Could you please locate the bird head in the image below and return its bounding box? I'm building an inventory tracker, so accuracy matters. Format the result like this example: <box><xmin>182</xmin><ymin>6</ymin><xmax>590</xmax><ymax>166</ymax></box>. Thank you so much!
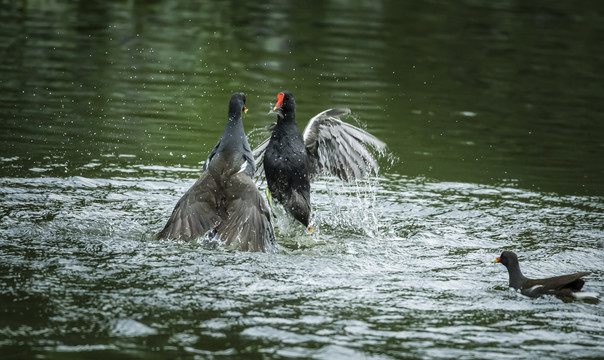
<box><xmin>494</xmin><ymin>251</ymin><xmax>518</xmax><ymax>267</ymax></box>
<box><xmin>269</xmin><ymin>91</ymin><xmax>295</xmax><ymax>119</ymax></box>
<box><xmin>230</xmin><ymin>92</ymin><xmax>248</xmax><ymax>116</ymax></box>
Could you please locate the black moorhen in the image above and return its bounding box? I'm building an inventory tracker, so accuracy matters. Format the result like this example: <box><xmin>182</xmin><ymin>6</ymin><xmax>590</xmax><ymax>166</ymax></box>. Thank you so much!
<box><xmin>253</xmin><ymin>91</ymin><xmax>385</xmax><ymax>228</ymax></box>
<box><xmin>159</xmin><ymin>93</ymin><xmax>276</xmax><ymax>252</ymax></box>
<box><xmin>494</xmin><ymin>251</ymin><xmax>591</xmax><ymax>299</ymax></box>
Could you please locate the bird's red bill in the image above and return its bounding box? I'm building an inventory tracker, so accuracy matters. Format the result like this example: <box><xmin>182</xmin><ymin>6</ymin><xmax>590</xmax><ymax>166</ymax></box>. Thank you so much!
<box><xmin>494</xmin><ymin>257</ymin><xmax>501</xmax><ymax>263</ymax></box>
<box><xmin>243</xmin><ymin>105</ymin><xmax>248</xmax><ymax>114</ymax></box>
<box><xmin>274</xmin><ymin>92</ymin><xmax>285</xmax><ymax>110</ymax></box>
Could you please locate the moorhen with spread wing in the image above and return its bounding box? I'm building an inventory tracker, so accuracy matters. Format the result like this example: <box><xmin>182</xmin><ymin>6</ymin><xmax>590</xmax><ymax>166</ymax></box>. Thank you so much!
<box><xmin>253</xmin><ymin>91</ymin><xmax>385</xmax><ymax>228</ymax></box>
<box><xmin>159</xmin><ymin>93</ymin><xmax>275</xmax><ymax>252</ymax></box>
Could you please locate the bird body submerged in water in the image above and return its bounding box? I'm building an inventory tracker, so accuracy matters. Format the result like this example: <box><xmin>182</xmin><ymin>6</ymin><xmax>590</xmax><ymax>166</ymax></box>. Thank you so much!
<box><xmin>159</xmin><ymin>93</ymin><xmax>275</xmax><ymax>252</ymax></box>
<box><xmin>253</xmin><ymin>91</ymin><xmax>385</xmax><ymax>228</ymax></box>
<box><xmin>494</xmin><ymin>251</ymin><xmax>592</xmax><ymax>299</ymax></box>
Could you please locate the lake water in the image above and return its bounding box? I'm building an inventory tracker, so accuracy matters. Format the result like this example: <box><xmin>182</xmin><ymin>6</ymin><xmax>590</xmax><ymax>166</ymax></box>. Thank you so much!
<box><xmin>1</xmin><ymin>1</ymin><xmax>603</xmax><ymax>359</ymax></box>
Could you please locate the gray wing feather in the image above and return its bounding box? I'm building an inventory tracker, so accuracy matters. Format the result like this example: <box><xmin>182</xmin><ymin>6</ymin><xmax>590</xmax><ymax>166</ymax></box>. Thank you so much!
<box><xmin>251</xmin><ymin>137</ymin><xmax>270</xmax><ymax>180</ymax></box>
<box><xmin>217</xmin><ymin>172</ymin><xmax>276</xmax><ymax>252</ymax></box>
<box><xmin>251</xmin><ymin>123</ymin><xmax>276</xmax><ymax>180</ymax></box>
<box><xmin>303</xmin><ymin>108</ymin><xmax>385</xmax><ymax>181</ymax></box>
<box><xmin>159</xmin><ymin>171</ymin><xmax>220</xmax><ymax>241</ymax></box>
<box><xmin>160</xmin><ymin>170</ymin><xmax>276</xmax><ymax>252</ymax></box>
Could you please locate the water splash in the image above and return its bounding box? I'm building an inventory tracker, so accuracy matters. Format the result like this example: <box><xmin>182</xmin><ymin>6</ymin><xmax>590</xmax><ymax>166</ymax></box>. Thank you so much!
<box><xmin>310</xmin><ymin>176</ymin><xmax>383</xmax><ymax>239</ymax></box>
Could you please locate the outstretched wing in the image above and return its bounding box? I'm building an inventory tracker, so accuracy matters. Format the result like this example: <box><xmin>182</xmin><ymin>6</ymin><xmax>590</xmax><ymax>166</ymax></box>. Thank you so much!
<box><xmin>251</xmin><ymin>123</ymin><xmax>276</xmax><ymax>181</ymax></box>
<box><xmin>159</xmin><ymin>171</ymin><xmax>220</xmax><ymax>241</ymax></box>
<box><xmin>251</xmin><ymin>137</ymin><xmax>270</xmax><ymax>180</ymax></box>
<box><xmin>303</xmin><ymin>108</ymin><xmax>386</xmax><ymax>181</ymax></box>
<box><xmin>217</xmin><ymin>172</ymin><xmax>277</xmax><ymax>252</ymax></box>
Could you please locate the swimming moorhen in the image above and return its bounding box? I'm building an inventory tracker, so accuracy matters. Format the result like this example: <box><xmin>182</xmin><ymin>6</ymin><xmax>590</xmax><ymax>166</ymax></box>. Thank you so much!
<box><xmin>159</xmin><ymin>93</ymin><xmax>276</xmax><ymax>252</ymax></box>
<box><xmin>253</xmin><ymin>91</ymin><xmax>385</xmax><ymax>228</ymax></box>
<box><xmin>494</xmin><ymin>251</ymin><xmax>591</xmax><ymax>299</ymax></box>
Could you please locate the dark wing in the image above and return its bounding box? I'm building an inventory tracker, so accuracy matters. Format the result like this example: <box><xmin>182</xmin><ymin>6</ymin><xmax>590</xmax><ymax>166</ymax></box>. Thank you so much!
<box><xmin>303</xmin><ymin>108</ymin><xmax>386</xmax><ymax>181</ymax></box>
<box><xmin>241</xmin><ymin>148</ymin><xmax>257</xmax><ymax>179</ymax></box>
<box><xmin>216</xmin><ymin>171</ymin><xmax>276</xmax><ymax>252</ymax></box>
<box><xmin>159</xmin><ymin>171</ymin><xmax>220</xmax><ymax>241</ymax></box>
<box><xmin>203</xmin><ymin>140</ymin><xmax>221</xmax><ymax>171</ymax></box>
<box><xmin>523</xmin><ymin>272</ymin><xmax>590</xmax><ymax>297</ymax></box>
<box><xmin>251</xmin><ymin>123</ymin><xmax>276</xmax><ymax>180</ymax></box>
<box><xmin>251</xmin><ymin>137</ymin><xmax>270</xmax><ymax>180</ymax></box>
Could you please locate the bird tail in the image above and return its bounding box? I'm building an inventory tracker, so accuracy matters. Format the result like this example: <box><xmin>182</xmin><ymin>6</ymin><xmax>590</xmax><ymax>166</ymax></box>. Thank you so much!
<box><xmin>572</xmin><ymin>292</ymin><xmax>599</xmax><ymax>302</ymax></box>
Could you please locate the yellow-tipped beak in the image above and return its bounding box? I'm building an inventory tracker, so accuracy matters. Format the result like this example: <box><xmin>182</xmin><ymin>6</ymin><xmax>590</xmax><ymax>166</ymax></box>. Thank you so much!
<box><xmin>273</xmin><ymin>105</ymin><xmax>278</xmax><ymax>111</ymax></box>
<box><xmin>243</xmin><ymin>106</ymin><xmax>248</xmax><ymax>114</ymax></box>
<box><xmin>494</xmin><ymin>257</ymin><xmax>500</xmax><ymax>263</ymax></box>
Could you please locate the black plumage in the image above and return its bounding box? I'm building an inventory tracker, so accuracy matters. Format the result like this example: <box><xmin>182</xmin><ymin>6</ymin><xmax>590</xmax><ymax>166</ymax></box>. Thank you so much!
<box><xmin>253</xmin><ymin>91</ymin><xmax>385</xmax><ymax>228</ymax></box>
<box><xmin>159</xmin><ymin>93</ymin><xmax>276</xmax><ymax>252</ymax></box>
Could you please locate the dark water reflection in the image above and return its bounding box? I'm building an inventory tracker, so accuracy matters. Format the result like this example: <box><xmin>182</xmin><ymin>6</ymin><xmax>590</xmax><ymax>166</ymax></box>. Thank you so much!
<box><xmin>2</xmin><ymin>0</ymin><xmax>603</xmax><ymax>194</ymax></box>
<box><xmin>1</xmin><ymin>1</ymin><xmax>604</xmax><ymax>359</ymax></box>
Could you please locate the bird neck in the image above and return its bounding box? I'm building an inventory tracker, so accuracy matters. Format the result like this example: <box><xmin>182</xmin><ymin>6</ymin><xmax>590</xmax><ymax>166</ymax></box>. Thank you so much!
<box><xmin>506</xmin><ymin>263</ymin><xmax>527</xmax><ymax>289</ymax></box>
<box><xmin>215</xmin><ymin>114</ymin><xmax>250</xmax><ymax>162</ymax></box>
<box><xmin>277</xmin><ymin>109</ymin><xmax>296</xmax><ymax>125</ymax></box>
<box><xmin>223</xmin><ymin>114</ymin><xmax>245</xmax><ymax>140</ymax></box>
